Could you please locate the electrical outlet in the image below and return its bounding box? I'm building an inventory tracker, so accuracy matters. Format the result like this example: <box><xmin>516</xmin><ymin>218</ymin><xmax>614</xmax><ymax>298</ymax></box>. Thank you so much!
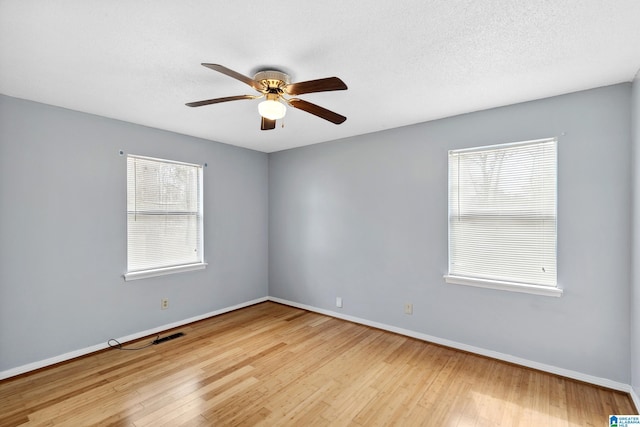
<box><xmin>404</xmin><ymin>303</ymin><xmax>413</xmax><ymax>315</ymax></box>
<box><xmin>161</xmin><ymin>298</ymin><xmax>169</xmax><ymax>310</ymax></box>
<box><xmin>336</xmin><ymin>296</ymin><xmax>343</xmax><ymax>308</ymax></box>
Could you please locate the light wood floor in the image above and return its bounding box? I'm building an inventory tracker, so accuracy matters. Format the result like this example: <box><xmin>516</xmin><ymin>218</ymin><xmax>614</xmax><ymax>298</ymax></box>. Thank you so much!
<box><xmin>1</xmin><ymin>302</ymin><xmax>636</xmax><ymax>426</ymax></box>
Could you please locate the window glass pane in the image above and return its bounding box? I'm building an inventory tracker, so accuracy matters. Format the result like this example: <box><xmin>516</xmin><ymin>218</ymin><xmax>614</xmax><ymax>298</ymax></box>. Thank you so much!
<box><xmin>448</xmin><ymin>139</ymin><xmax>557</xmax><ymax>287</ymax></box>
<box><xmin>127</xmin><ymin>155</ymin><xmax>203</xmax><ymax>274</ymax></box>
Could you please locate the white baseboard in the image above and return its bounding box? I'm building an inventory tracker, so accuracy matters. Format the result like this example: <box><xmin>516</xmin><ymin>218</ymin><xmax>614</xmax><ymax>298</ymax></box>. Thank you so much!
<box><xmin>268</xmin><ymin>296</ymin><xmax>635</xmax><ymax>395</ymax></box>
<box><xmin>631</xmin><ymin>387</ymin><xmax>640</xmax><ymax>413</ymax></box>
<box><xmin>0</xmin><ymin>297</ymin><xmax>268</xmax><ymax>381</ymax></box>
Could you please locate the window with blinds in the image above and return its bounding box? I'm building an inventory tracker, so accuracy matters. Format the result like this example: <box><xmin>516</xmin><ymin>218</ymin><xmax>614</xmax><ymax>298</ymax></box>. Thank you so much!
<box><xmin>446</xmin><ymin>138</ymin><xmax>559</xmax><ymax>295</ymax></box>
<box><xmin>125</xmin><ymin>155</ymin><xmax>205</xmax><ymax>281</ymax></box>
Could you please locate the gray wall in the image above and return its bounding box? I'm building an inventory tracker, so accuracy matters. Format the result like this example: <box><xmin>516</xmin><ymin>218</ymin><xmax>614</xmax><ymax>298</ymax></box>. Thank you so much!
<box><xmin>632</xmin><ymin>71</ymin><xmax>640</xmax><ymax>397</ymax></box>
<box><xmin>0</xmin><ymin>95</ymin><xmax>269</xmax><ymax>372</ymax></box>
<box><xmin>269</xmin><ymin>84</ymin><xmax>632</xmax><ymax>383</ymax></box>
<box><xmin>2</xmin><ymin>83</ymin><xmax>636</xmax><ymax>388</ymax></box>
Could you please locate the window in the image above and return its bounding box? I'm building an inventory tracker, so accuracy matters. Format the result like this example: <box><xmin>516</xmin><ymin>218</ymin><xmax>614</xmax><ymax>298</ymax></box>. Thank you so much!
<box><xmin>125</xmin><ymin>155</ymin><xmax>205</xmax><ymax>281</ymax></box>
<box><xmin>445</xmin><ymin>138</ymin><xmax>560</xmax><ymax>296</ymax></box>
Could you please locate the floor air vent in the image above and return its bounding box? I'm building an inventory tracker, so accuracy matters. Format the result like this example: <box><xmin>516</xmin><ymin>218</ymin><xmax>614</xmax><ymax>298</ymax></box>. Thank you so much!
<box><xmin>153</xmin><ymin>332</ymin><xmax>184</xmax><ymax>345</ymax></box>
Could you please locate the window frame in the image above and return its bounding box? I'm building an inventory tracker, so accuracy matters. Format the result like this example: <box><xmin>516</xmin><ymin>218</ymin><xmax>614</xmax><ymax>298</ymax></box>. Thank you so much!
<box><xmin>443</xmin><ymin>138</ymin><xmax>562</xmax><ymax>297</ymax></box>
<box><xmin>124</xmin><ymin>154</ymin><xmax>206</xmax><ymax>281</ymax></box>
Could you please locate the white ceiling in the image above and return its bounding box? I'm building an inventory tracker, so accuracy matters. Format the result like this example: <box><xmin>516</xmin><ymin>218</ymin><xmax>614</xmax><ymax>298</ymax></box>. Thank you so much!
<box><xmin>1</xmin><ymin>1</ymin><xmax>640</xmax><ymax>153</ymax></box>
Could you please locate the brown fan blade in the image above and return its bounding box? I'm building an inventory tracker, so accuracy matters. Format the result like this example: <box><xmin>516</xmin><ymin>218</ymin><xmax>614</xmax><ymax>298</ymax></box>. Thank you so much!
<box><xmin>284</xmin><ymin>77</ymin><xmax>347</xmax><ymax>95</ymax></box>
<box><xmin>261</xmin><ymin>117</ymin><xmax>276</xmax><ymax>130</ymax></box>
<box><xmin>201</xmin><ymin>64</ymin><xmax>265</xmax><ymax>92</ymax></box>
<box><xmin>186</xmin><ymin>95</ymin><xmax>257</xmax><ymax>107</ymax></box>
<box><xmin>288</xmin><ymin>98</ymin><xmax>347</xmax><ymax>124</ymax></box>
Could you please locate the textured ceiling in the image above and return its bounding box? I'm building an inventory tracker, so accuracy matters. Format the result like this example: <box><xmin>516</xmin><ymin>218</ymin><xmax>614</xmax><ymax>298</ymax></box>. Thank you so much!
<box><xmin>1</xmin><ymin>1</ymin><xmax>640</xmax><ymax>153</ymax></box>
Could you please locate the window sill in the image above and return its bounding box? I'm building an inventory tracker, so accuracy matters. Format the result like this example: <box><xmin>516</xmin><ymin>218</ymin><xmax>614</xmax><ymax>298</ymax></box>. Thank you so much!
<box><xmin>124</xmin><ymin>262</ymin><xmax>207</xmax><ymax>281</ymax></box>
<box><xmin>444</xmin><ymin>274</ymin><xmax>563</xmax><ymax>297</ymax></box>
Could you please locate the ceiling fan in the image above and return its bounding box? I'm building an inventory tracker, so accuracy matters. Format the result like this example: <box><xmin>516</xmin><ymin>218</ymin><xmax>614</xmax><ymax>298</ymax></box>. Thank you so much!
<box><xmin>186</xmin><ymin>64</ymin><xmax>348</xmax><ymax>130</ymax></box>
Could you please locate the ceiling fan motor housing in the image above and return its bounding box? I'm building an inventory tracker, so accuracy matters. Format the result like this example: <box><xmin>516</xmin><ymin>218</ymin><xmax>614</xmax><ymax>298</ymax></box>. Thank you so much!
<box><xmin>254</xmin><ymin>70</ymin><xmax>290</xmax><ymax>91</ymax></box>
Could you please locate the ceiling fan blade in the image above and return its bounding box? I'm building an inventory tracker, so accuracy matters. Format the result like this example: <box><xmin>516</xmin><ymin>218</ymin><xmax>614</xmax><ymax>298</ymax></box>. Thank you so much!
<box><xmin>185</xmin><ymin>95</ymin><xmax>257</xmax><ymax>107</ymax></box>
<box><xmin>284</xmin><ymin>77</ymin><xmax>347</xmax><ymax>95</ymax></box>
<box><xmin>261</xmin><ymin>117</ymin><xmax>276</xmax><ymax>130</ymax></box>
<box><xmin>288</xmin><ymin>98</ymin><xmax>347</xmax><ymax>124</ymax></box>
<box><xmin>201</xmin><ymin>63</ymin><xmax>265</xmax><ymax>92</ymax></box>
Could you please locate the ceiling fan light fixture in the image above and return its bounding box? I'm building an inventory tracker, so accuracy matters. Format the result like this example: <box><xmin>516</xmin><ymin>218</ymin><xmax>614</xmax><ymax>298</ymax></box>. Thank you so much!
<box><xmin>258</xmin><ymin>99</ymin><xmax>286</xmax><ymax>120</ymax></box>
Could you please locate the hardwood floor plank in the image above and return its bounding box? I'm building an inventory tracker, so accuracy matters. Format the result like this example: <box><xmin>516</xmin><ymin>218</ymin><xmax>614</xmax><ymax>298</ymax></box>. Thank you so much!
<box><xmin>0</xmin><ymin>301</ymin><xmax>635</xmax><ymax>426</ymax></box>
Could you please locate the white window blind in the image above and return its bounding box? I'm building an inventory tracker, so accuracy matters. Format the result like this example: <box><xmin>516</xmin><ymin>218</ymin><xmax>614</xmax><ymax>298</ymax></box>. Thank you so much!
<box><xmin>447</xmin><ymin>138</ymin><xmax>557</xmax><ymax>289</ymax></box>
<box><xmin>126</xmin><ymin>155</ymin><xmax>204</xmax><ymax>279</ymax></box>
